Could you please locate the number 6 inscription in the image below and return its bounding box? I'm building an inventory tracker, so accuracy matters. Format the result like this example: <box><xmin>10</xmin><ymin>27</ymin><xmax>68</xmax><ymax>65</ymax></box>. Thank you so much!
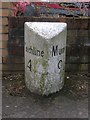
<box><xmin>58</xmin><ymin>60</ymin><xmax>62</xmax><ymax>69</ymax></box>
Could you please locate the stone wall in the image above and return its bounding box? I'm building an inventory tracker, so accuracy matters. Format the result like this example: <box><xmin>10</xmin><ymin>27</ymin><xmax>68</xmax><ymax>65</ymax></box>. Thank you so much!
<box><xmin>2</xmin><ymin>17</ymin><xmax>89</xmax><ymax>73</ymax></box>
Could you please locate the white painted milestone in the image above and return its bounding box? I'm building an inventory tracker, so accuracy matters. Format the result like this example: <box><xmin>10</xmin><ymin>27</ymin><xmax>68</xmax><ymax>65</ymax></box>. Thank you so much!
<box><xmin>25</xmin><ymin>22</ymin><xmax>67</xmax><ymax>95</ymax></box>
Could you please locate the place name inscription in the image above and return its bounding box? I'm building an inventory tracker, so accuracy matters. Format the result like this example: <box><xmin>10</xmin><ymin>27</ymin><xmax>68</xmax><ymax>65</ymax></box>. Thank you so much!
<box><xmin>26</xmin><ymin>45</ymin><xmax>65</xmax><ymax>57</ymax></box>
<box><xmin>26</xmin><ymin>45</ymin><xmax>65</xmax><ymax>72</ymax></box>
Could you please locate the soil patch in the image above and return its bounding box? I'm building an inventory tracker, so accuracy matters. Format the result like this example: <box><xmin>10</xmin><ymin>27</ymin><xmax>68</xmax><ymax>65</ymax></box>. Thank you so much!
<box><xmin>2</xmin><ymin>72</ymin><xmax>88</xmax><ymax>100</ymax></box>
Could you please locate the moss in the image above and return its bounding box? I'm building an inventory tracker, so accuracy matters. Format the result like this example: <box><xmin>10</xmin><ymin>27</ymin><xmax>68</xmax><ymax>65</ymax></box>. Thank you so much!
<box><xmin>40</xmin><ymin>72</ymin><xmax>48</xmax><ymax>93</ymax></box>
<box><xmin>30</xmin><ymin>42</ymin><xmax>50</xmax><ymax>94</ymax></box>
<box><xmin>39</xmin><ymin>43</ymin><xmax>49</xmax><ymax>93</ymax></box>
<box><xmin>42</xmin><ymin>60</ymin><xmax>48</xmax><ymax>70</ymax></box>
<box><xmin>42</xmin><ymin>42</ymin><xmax>49</xmax><ymax>69</ymax></box>
<box><xmin>33</xmin><ymin>59</ymin><xmax>38</xmax><ymax>73</ymax></box>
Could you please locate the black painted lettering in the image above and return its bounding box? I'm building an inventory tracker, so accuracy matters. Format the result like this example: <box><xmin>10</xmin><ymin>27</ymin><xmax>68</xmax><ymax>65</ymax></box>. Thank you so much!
<box><xmin>37</xmin><ymin>50</ymin><xmax>40</xmax><ymax>56</ymax></box>
<box><xmin>41</xmin><ymin>51</ymin><xmax>44</xmax><ymax>57</ymax></box>
<box><xmin>52</xmin><ymin>45</ymin><xmax>58</xmax><ymax>57</ymax></box>
<box><xmin>58</xmin><ymin>60</ymin><xmax>62</xmax><ymax>69</ymax></box>
<box><xmin>26</xmin><ymin>46</ymin><xmax>45</xmax><ymax>57</ymax></box>
<box><xmin>27</xmin><ymin>59</ymin><xmax>32</xmax><ymax>71</ymax></box>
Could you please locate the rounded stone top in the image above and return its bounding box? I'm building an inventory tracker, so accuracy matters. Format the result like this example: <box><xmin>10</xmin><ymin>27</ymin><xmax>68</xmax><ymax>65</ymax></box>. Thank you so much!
<box><xmin>25</xmin><ymin>22</ymin><xmax>67</xmax><ymax>39</ymax></box>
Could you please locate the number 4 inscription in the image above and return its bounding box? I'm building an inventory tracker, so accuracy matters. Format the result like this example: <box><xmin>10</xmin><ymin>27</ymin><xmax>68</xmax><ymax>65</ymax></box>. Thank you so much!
<box><xmin>27</xmin><ymin>59</ymin><xmax>62</xmax><ymax>71</ymax></box>
<box><xmin>27</xmin><ymin>59</ymin><xmax>32</xmax><ymax>71</ymax></box>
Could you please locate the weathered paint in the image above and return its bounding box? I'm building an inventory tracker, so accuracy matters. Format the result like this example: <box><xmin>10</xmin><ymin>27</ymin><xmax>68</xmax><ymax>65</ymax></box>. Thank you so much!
<box><xmin>25</xmin><ymin>22</ymin><xmax>67</xmax><ymax>95</ymax></box>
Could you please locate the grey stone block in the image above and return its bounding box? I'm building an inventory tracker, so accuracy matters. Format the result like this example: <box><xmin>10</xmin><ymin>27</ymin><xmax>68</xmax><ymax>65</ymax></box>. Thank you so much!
<box><xmin>25</xmin><ymin>22</ymin><xmax>67</xmax><ymax>95</ymax></box>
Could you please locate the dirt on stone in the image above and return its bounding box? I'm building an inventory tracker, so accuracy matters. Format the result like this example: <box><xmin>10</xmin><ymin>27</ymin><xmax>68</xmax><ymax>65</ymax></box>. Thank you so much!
<box><xmin>2</xmin><ymin>72</ymin><xmax>88</xmax><ymax>100</ymax></box>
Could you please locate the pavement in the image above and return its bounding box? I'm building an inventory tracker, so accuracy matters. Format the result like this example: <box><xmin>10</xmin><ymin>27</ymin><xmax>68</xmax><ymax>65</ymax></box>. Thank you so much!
<box><xmin>2</xmin><ymin>72</ymin><xmax>89</xmax><ymax>119</ymax></box>
<box><xmin>2</xmin><ymin>93</ymin><xmax>88</xmax><ymax>118</ymax></box>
